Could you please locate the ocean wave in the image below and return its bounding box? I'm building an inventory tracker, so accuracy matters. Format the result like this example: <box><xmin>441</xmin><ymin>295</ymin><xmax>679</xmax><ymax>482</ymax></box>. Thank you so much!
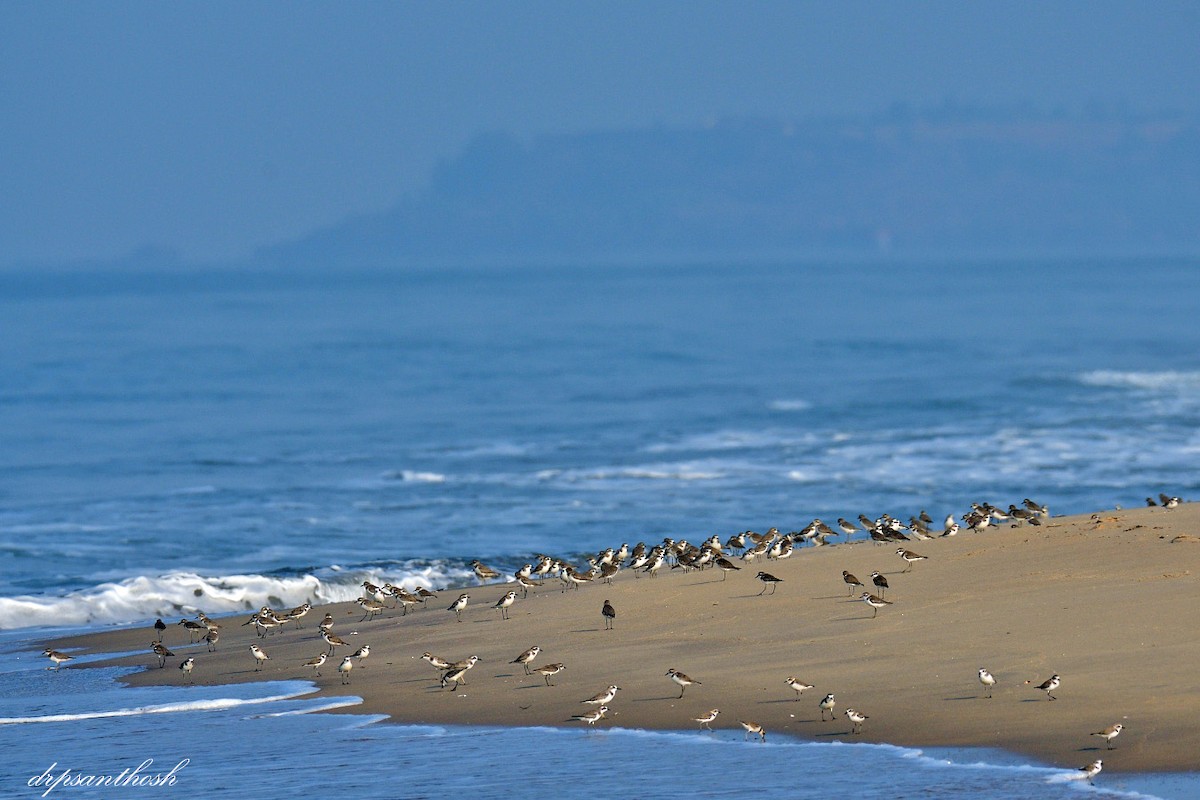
<box><xmin>537</xmin><ymin>464</ymin><xmax>726</xmax><ymax>483</ymax></box>
<box><xmin>382</xmin><ymin>470</ymin><xmax>448</xmax><ymax>483</ymax></box>
<box><xmin>0</xmin><ymin>562</ymin><xmax>477</xmax><ymax>631</ymax></box>
<box><xmin>768</xmin><ymin>399</ymin><xmax>812</xmax><ymax>412</ymax></box>
<box><xmin>1079</xmin><ymin>370</ymin><xmax>1200</xmax><ymax>392</ymax></box>
<box><xmin>0</xmin><ymin>687</ymin><xmax>317</xmax><ymax>725</ymax></box>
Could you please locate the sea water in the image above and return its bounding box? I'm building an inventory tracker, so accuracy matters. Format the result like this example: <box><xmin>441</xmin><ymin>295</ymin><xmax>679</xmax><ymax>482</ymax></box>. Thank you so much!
<box><xmin>1</xmin><ymin>259</ymin><xmax>1198</xmax><ymax>797</ymax></box>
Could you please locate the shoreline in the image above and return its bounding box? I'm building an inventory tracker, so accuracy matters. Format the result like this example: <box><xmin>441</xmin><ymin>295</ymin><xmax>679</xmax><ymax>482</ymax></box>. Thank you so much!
<box><xmin>47</xmin><ymin>503</ymin><xmax>1200</xmax><ymax>773</ymax></box>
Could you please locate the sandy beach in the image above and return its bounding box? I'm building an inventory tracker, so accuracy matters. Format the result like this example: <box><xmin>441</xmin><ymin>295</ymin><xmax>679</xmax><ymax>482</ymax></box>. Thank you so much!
<box><xmin>52</xmin><ymin>503</ymin><xmax>1199</xmax><ymax>773</ymax></box>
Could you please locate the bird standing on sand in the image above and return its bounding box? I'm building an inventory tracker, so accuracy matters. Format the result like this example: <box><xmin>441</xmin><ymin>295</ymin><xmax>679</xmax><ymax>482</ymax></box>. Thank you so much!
<box><xmin>511</xmin><ymin>646</ymin><xmax>540</xmax><ymax>675</ymax></box>
<box><xmin>693</xmin><ymin>709</ymin><xmax>720</xmax><ymax>731</ymax></box>
<box><xmin>845</xmin><ymin>708</ymin><xmax>868</xmax><ymax>734</ymax></box>
<box><xmin>582</xmin><ymin>685</ymin><xmax>620</xmax><ymax>705</ymax></box>
<box><xmin>179</xmin><ymin>657</ymin><xmax>194</xmax><ymax>683</ymax></box>
<box><xmin>153</xmin><ymin>618</ymin><xmax>167</xmax><ymax>641</ymax></box>
<box><xmin>151</xmin><ymin>642</ymin><xmax>174</xmax><ymax>668</ymax></box>
<box><xmin>860</xmin><ymin>591</ymin><xmax>893</xmax><ymax>618</ymax></box>
<box><xmin>471</xmin><ymin>560</ymin><xmax>501</xmax><ymax>583</ymax></box>
<box><xmin>493</xmin><ymin>590</ymin><xmax>517</xmax><ymax>620</ymax></box>
<box><xmin>602</xmin><ymin>599</ymin><xmax>616</xmax><ymax>630</ymax></box>
<box><xmin>1026</xmin><ymin>673</ymin><xmax>1060</xmax><ymax>700</ymax></box>
<box><xmin>870</xmin><ymin>571</ymin><xmax>889</xmax><ymax>596</ymax></box>
<box><xmin>896</xmin><ymin>548</ymin><xmax>928</xmax><ymax>571</ymax></box>
<box><xmin>304</xmin><ymin>653</ymin><xmax>327</xmax><ymax>676</ymax></box>
<box><xmin>819</xmin><ymin>693</ymin><xmax>836</xmax><ymax>721</ymax></box>
<box><xmin>666</xmin><ymin>668</ymin><xmax>699</xmax><ymax>698</ymax></box>
<box><xmin>842</xmin><ymin>570</ymin><xmax>864</xmax><ymax>595</ymax></box>
<box><xmin>532</xmin><ymin>663</ymin><xmax>565</xmax><ymax>686</ymax></box>
<box><xmin>785</xmin><ymin>676</ymin><xmax>814</xmax><ymax>699</ymax></box>
<box><xmin>250</xmin><ymin>644</ymin><xmax>270</xmax><ymax>671</ymax></box>
<box><xmin>1091</xmin><ymin>724</ymin><xmax>1123</xmax><ymax>749</ymax></box>
<box><xmin>714</xmin><ymin>556</ymin><xmax>741</xmax><ymax>580</ymax></box>
<box><xmin>447</xmin><ymin>593</ymin><xmax>469</xmax><ymax>622</ymax></box>
<box><xmin>338</xmin><ymin>656</ymin><xmax>354</xmax><ymax>684</ymax></box>
<box><xmin>978</xmin><ymin>668</ymin><xmax>997</xmax><ymax>698</ymax></box>
<box><xmin>755</xmin><ymin>571</ymin><xmax>783</xmax><ymax>595</ymax></box>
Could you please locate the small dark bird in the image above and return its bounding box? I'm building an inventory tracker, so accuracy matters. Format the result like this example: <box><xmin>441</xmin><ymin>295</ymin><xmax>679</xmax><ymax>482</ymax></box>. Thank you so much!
<box><xmin>153</xmin><ymin>618</ymin><xmax>167</xmax><ymax>641</ymax></box>
<box><xmin>602</xmin><ymin>599</ymin><xmax>616</xmax><ymax>630</ymax></box>
<box><xmin>755</xmin><ymin>571</ymin><xmax>783</xmax><ymax>595</ymax></box>
<box><xmin>870</xmin><ymin>571</ymin><xmax>889</xmax><ymax>596</ymax></box>
<box><xmin>1146</xmin><ymin>497</ymin><xmax>1157</xmax><ymax>506</ymax></box>
<box><xmin>842</xmin><ymin>570</ymin><xmax>864</xmax><ymax>595</ymax></box>
<box><xmin>714</xmin><ymin>556</ymin><xmax>742</xmax><ymax>580</ymax></box>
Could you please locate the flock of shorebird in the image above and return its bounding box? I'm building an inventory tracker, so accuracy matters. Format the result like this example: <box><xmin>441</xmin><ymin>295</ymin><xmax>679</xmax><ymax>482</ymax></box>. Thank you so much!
<box><xmin>41</xmin><ymin>493</ymin><xmax>1183</xmax><ymax>784</ymax></box>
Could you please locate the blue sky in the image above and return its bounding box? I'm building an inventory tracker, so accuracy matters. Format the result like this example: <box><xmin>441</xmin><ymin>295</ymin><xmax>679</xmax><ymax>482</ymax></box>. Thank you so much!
<box><xmin>2</xmin><ymin>2</ymin><xmax>1198</xmax><ymax>267</ymax></box>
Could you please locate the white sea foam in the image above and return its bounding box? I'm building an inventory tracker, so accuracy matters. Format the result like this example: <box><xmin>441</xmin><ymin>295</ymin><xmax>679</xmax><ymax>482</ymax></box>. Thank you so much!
<box><xmin>768</xmin><ymin>399</ymin><xmax>812</xmax><ymax>411</ymax></box>
<box><xmin>0</xmin><ymin>562</ymin><xmax>476</xmax><ymax>630</ymax></box>
<box><xmin>0</xmin><ymin>688</ymin><xmax>316</xmax><ymax>725</ymax></box>
<box><xmin>382</xmin><ymin>470</ymin><xmax>448</xmax><ymax>483</ymax></box>
<box><xmin>1079</xmin><ymin>370</ymin><xmax>1200</xmax><ymax>392</ymax></box>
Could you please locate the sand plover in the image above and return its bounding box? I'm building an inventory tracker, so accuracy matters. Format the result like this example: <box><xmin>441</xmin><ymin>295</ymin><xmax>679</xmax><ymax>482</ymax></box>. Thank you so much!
<box><xmin>1026</xmin><ymin>673</ymin><xmax>1060</xmax><ymax>700</ymax></box>
<box><xmin>422</xmin><ymin>652</ymin><xmax>453</xmax><ymax>671</ymax></box>
<box><xmin>42</xmin><ymin>648</ymin><xmax>74</xmax><ymax>671</ymax></box>
<box><xmin>179</xmin><ymin>657</ymin><xmax>195</xmax><ymax>683</ymax></box>
<box><xmin>896</xmin><ymin>548</ymin><xmax>928</xmax><ymax>571</ymax></box>
<box><xmin>666</xmin><ymin>668</ymin><xmax>699</xmax><ymax>698</ymax></box>
<box><xmin>350</xmin><ymin>644</ymin><xmax>371</xmax><ymax>668</ymax></box>
<box><xmin>151</xmin><ymin>642</ymin><xmax>174</xmax><ymax>668</ymax></box>
<box><xmin>511</xmin><ymin>646</ymin><xmax>541</xmax><ymax>675</ymax></box>
<box><xmin>739</xmin><ymin>720</ymin><xmax>766</xmax><ymax>742</ymax></box>
<box><xmin>447</xmin><ymin>593</ymin><xmax>470</xmax><ymax>622</ymax></box>
<box><xmin>250</xmin><ymin>644</ymin><xmax>270</xmax><ymax>671</ymax></box>
<box><xmin>304</xmin><ymin>653</ymin><xmax>327</xmax><ymax>676</ymax></box>
<box><xmin>1091</xmin><ymin>723</ymin><xmax>1123</xmax><ymax>749</ymax></box>
<box><xmin>714</xmin><ymin>556</ymin><xmax>741</xmax><ymax>580</ymax></box>
<box><xmin>819</xmin><ymin>693</ymin><xmax>836</xmax><ymax>721</ymax></box>
<box><xmin>285</xmin><ymin>602</ymin><xmax>312</xmax><ymax>627</ymax></box>
<box><xmin>494</xmin><ymin>590</ymin><xmax>517</xmax><ymax>620</ymax></box>
<box><xmin>471</xmin><ymin>560</ymin><xmax>501</xmax><ymax>583</ymax></box>
<box><xmin>860</xmin><ymin>591</ymin><xmax>893</xmax><ymax>618</ymax></box>
<box><xmin>153</xmin><ymin>618</ymin><xmax>167</xmax><ymax>641</ymax></box>
<box><xmin>845</xmin><ymin>708</ymin><xmax>868</xmax><ymax>734</ymax></box>
<box><xmin>441</xmin><ymin>665</ymin><xmax>470</xmax><ymax>691</ymax></box>
<box><xmin>322</xmin><ymin>629</ymin><xmax>351</xmax><ymax>655</ymax></box>
<box><xmin>177</xmin><ymin>618</ymin><xmax>208</xmax><ymax>643</ymax></box>
<box><xmin>338</xmin><ymin>656</ymin><xmax>354</xmax><ymax>684</ymax></box>
<box><xmin>204</xmin><ymin>629</ymin><xmax>220</xmax><ymax>652</ymax></box>
<box><xmin>532</xmin><ymin>663</ymin><xmax>565</xmax><ymax>686</ymax></box>
<box><xmin>443</xmin><ymin>655</ymin><xmax>480</xmax><ymax>685</ymax></box>
<box><xmin>1078</xmin><ymin>759</ymin><xmax>1103</xmax><ymax>783</ymax></box>
<box><xmin>785</xmin><ymin>676</ymin><xmax>814</xmax><ymax>699</ymax></box>
<box><xmin>870</xmin><ymin>571</ymin><xmax>889</xmax><ymax>596</ymax></box>
<box><xmin>582</xmin><ymin>685</ymin><xmax>620</xmax><ymax>705</ymax></box>
<box><xmin>978</xmin><ymin>668</ymin><xmax>997</xmax><ymax>698</ymax></box>
<box><xmin>755</xmin><ymin>572</ymin><xmax>783</xmax><ymax>595</ymax></box>
<box><xmin>573</xmin><ymin>705</ymin><xmax>608</xmax><ymax>727</ymax></box>
<box><xmin>693</xmin><ymin>708</ymin><xmax>720</xmax><ymax>731</ymax></box>
<box><xmin>842</xmin><ymin>570</ymin><xmax>864</xmax><ymax>595</ymax></box>
<box><xmin>602</xmin><ymin>599</ymin><xmax>616</xmax><ymax>630</ymax></box>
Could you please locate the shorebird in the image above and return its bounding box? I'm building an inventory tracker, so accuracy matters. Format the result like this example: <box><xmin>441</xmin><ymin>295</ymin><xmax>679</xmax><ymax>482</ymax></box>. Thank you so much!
<box><xmin>338</xmin><ymin>656</ymin><xmax>354</xmax><ymax>684</ymax></box>
<box><xmin>42</xmin><ymin>648</ymin><xmax>74</xmax><ymax>671</ymax></box>
<box><xmin>602</xmin><ymin>599</ymin><xmax>616</xmax><ymax>630</ymax></box>
<box><xmin>177</xmin><ymin>618</ymin><xmax>208</xmax><ymax>643</ymax></box>
<box><xmin>357</xmin><ymin>596</ymin><xmax>386</xmax><ymax>622</ymax></box>
<box><xmin>153</xmin><ymin>618</ymin><xmax>167</xmax><ymax>641</ymax></box>
<box><xmin>422</xmin><ymin>652</ymin><xmax>453</xmax><ymax>671</ymax></box>
<box><xmin>842</xmin><ymin>570</ymin><xmax>864</xmax><ymax>595</ymax></box>
<box><xmin>322</xmin><ymin>629</ymin><xmax>351</xmax><ymax>655</ymax></box>
<box><xmin>837</xmin><ymin>518</ymin><xmax>860</xmax><ymax>538</ymax></box>
<box><xmin>693</xmin><ymin>709</ymin><xmax>720</xmax><ymax>731</ymax></box>
<box><xmin>447</xmin><ymin>593</ymin><xmax>469</xmax><ymax>622</ymax></box>
<box><xmin>896</xmin><ymin>548</ymin><xmax>928</xmax><ymax>571</ymax></box>
<box><xmin>582</xmin><ymin>685</ymin><xmax>620</xmax><ymax>705</ymax></box>
<box><xmin>860</xmin><ymin>591</ymin><xmax>893</xmax><ymax>618</ymax></box>
<box><xmin>285</xmin><ymin>602</ymin><xmax>311</xmax><ymax>627</ymax></box>
<box><xmin>572</xmin><ymin>705</ymin><xmax>608</xmax><ymax>727</ymax></box>
<box><xmin>978</xmin><ymin>668</ymin><xmax>997</xmax><ymax>698</ymax></box>
<box><xmin>471</xmin><ymin>560</ymin><xmax>501</xmax><ymax>583</ymax></box>
<box><xmin>179</xmin><ymin>657</ymin><xmax>195</xmax><ymax>683</ymax></box>
<box><xmin>442</xmin><ymin>665</ymin><xmax>470</xmax><ymax>691</ymax></box>
<box><xmin>250</xmin><ymin>644</ymin><xmax>270</xmax><ymax>671</ymax></box>
<box><xmin>442</xmin><ymin>655</ymin><xmax>480</xmax><ymax>685</ymax></box>
<box><xmin>493</xmin><ymin>590</ymin><xmax>517</xmax><ymax>620</ymax></box>
<box><xmin>785</xmin><ymin>676</ymin><xmax>814</xmax><ymax>699</ymax></box>
<box><xmin>318</xmin><ymin>613</ymin><xmax>335</xmax><ymax>632</ymax></box>
<box><xmin>755</xmin><ymin>571</ymin><xmax>783</xmax><ymax>595</ymax></box>
<box><xmin>1026</xmin><ymin>673</ymin><xmax>1060</xmax><ymax>701</ymax></box>
<box><xmin>303</xmin><ymin>653</ymin><xmax>327</xmax><ymax>676</ymax></box>
<box><xmin>870</xmin><ymin>571</ymin><xmax>889</xmax><ymax>596</ymax></box>
<box><xmin>151</xmin><ymin>642</ymin><xmax>174</xmax><ymax>668</ymax></box>
<box><xmin>511</xmin><ymin>646</ymin><xmax>540</xmax><ymax>675</ymax></box>
<box><xmin>714</xmin><ymin>556</ymin><xmax>741</xmax><ymax>580</ymax></box>
<box><xmin>819</xmin><ymin>693</ymin><xmax>837</xmax><ymax>721</ymax></box>
<box><xmin>532</xmin><ymin>663</ymin><xmax>565</xmax><ymax>686</ymax></box>
<box><xmin>515</xmin><ymin>574</ymin><xmax>541</xmax><ymax>598</ymax></box>
<box><xmin>845</xmin><ymin>708</ymin><xmax>868</xmax><ymax>734</ymax></box>
<box><xmin>1091</xmin><ymin>723</ymin><xmax>1123</xmax><ymax>749</ymax></box>
<box><xmin>666</xmin><ymin>668</ymin><xmax>700</xmax><ymax>698</ymax></box>
<box><xmin>350</xmin><ymin>644</ymin><xmax>371</xmax><ymax>668</ymax></box>
<box><xmin>739</xmin><ymin>720</ymin><xmax>766</xmax><ymax>742</ymax></box>
<box><xmin>204</xmin><ymin>629</ymin><xmax>220</xmax><ymax>652</ymax></box>
<box><xmin>1079</xmin><ymin>759</ymin><xmax>1103</xmax><ymax>783</ymax></box>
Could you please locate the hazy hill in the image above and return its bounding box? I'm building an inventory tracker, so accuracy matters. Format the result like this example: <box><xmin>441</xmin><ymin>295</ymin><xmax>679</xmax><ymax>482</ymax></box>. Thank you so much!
<box><xmin>264</xmin><ymin>109</ymin><xmax>1200</xmax><ymax>266</ymax></box>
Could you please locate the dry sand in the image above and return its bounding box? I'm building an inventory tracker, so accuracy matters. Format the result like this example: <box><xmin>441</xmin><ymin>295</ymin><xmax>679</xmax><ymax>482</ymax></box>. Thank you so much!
<box><xmin>52</xmin><ymin>503</ymin><xmax>1200</xmax><ymax>772</ymax></box>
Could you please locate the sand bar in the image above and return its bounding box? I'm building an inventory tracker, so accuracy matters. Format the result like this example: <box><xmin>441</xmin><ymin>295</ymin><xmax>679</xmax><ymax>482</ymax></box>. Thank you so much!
<box><xmin>50</xmin><ymin>503</ymin><xmax>1200</xmax><ymax>772</ymax></box>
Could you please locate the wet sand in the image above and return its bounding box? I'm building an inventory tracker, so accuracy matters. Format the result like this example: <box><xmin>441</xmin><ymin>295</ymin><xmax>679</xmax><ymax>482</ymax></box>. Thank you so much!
<box><xmin>51</xmin><ymin>503</ymin><xmax>1200</xmax><ymax>772</ymax></box>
